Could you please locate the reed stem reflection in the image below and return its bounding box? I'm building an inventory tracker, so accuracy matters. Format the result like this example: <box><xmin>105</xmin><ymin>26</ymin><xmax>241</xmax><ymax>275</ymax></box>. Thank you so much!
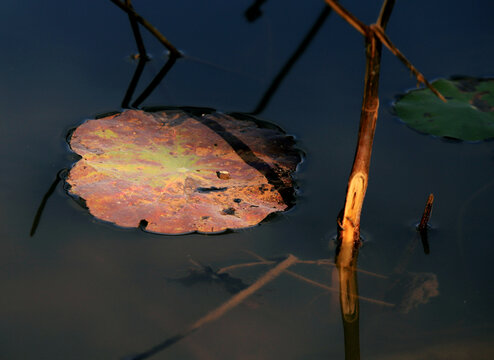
<box><xmin>335</xmin><ymin>213</ymin><xmax>361</xmax><ymax>360</ymax></box>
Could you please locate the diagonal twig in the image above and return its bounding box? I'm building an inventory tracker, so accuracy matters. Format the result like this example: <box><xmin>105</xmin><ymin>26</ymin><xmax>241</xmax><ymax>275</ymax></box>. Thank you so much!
<box><xmin>323</xmin><ymin>0</ymin><xmax>445</xmax><ymax>101</ymax></box>
<box><xmin>370</xmin><ymin>24</ymin><xmax>446</xmax><ymax>102</ymax></box>
<box><xmin>110</xmin><ymin>0</ymin><xmax>181</xmax><ymax>57</ymax></box>
<box><xmin>323</xmin><ymin>0</ymin><xmax>367</xmax><ymax>35</ymax></box>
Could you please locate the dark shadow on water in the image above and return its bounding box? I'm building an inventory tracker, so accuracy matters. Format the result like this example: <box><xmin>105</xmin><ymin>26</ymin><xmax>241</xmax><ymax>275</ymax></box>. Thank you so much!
<box><xmin>119</xmin><ymin>0</ymin><xmax>181</xmax><ymax>109</ymax></box>
<box><xmin>121</xmin><ymin>0</ymin><xmax>150</xmax><ymax>108</ymax></box>
<box><xmin>30</xmin><ymin>169</ymin><xmax>67</xmax><ymax>237</ymax></box>
<box><xmin>250</xmin><ymin>5</ymin><xmax>332</xmax><ymax>115</ymax></box>
<box><xmin>131</xmin><ymin>55</ymin><xmax>178</xmax><ymax>108</ymax></box>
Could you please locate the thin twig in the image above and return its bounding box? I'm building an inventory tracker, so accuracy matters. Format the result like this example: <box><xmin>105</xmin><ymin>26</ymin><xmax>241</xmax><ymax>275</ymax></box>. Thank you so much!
<box><xmin>110</xmin><ymin>0</ymin><xmax>181</xmax><ymax>57</ymax></box>
<box><xmin>377</xmin><ymin>0</ymin><xmax>396</xmax><ymax>28</ymax></box>
<box><xmin>323</xmin><ymin>0</ymin><xmax>445</xmax><ymax>102</ymax></box>
<box><xmin>125</xmin><ymin>0</ymin><xmax>147</xmax><ymax>55</ymax></box>
<box><xmin>323</xmin><ymin>0</ymin><xmax>367</xmax><ymax>35</ymax></box>
<box><xmin>217</xmin><ymin>260</ymin><xmax>275</xmax><ymax>274</ymax></box>
<box><xmin>370</xmin><ymin>24</ymin><xmax>446</xmax><ymax>102</ymax></box>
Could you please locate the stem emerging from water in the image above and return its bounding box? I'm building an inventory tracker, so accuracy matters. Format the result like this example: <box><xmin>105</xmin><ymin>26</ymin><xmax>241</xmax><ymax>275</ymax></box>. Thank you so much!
<box><xmin>336</xmin><ymin>2</ymin><xmax>396</xmax><ymax>359</ymax></box>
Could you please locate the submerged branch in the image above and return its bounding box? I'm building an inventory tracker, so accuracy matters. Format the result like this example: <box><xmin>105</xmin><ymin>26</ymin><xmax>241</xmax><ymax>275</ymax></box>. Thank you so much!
<box><xmin>126</xmin><ymin>255</ymin><xmax>297</xmax><ymax>360</ymax></box>
<box><xmin>219</xmin><ymin>255</ymin><xmax>388</xmax><ymax>279</ymax></box>
<box><xmin>243</xmin><ymin>251</ymin><xmax>393</xmax><ymax>306</ymax></box>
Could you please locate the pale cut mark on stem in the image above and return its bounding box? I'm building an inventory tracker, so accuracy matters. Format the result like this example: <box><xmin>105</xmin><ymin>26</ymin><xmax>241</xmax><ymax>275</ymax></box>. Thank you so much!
<box><xmin>339</xmin><ymin>173</ymin><xmax>366</xmax><ymax>263</ymax></box>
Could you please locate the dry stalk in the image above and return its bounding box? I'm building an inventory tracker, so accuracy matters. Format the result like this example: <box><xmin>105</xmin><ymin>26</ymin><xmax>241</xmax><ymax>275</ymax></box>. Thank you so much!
<box><xmin>324</xmin><ymin>0</ymin><xmax>445</xmax><ymax>101</ymax></box>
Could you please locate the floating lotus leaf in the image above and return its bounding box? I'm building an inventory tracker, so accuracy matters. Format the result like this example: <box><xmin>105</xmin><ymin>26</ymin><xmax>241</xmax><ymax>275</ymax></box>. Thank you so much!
<box><xmin>394</xmin><ymin>77</ymin><xmax>494</xmax><ymax>141</ymax></box>
<box><xmin>66</xmin><ymin>109</ymin><xmax>301</xmax><ymax>234</ymax></box>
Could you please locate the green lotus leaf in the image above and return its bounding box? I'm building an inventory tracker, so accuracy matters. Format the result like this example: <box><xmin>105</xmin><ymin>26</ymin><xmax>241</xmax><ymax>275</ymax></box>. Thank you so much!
<box><xmin>394</xmin><ymin>77</ymin><xmax>494</xmax><ymax>141</ymax></box>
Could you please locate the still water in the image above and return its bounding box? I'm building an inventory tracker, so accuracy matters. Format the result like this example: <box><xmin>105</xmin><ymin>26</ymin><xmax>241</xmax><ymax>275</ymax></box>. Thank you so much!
<box><xmin>1</xmin><ymin>1</ymin><xmax>494</xmax><ymax>359</ymax></box>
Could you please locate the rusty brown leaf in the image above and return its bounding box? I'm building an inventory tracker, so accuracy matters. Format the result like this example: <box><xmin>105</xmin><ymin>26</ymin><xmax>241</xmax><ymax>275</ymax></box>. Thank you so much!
<box><xmin>66</xmin><ymin>109</ymin><xmax>301</xmax><ymax>234</ymax></box>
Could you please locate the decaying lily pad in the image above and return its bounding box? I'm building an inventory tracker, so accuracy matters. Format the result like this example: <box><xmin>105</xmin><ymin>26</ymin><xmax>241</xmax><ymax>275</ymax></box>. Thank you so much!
<box><xmin>394</xmin><ymin>77</ymin><xmax>494</xmax><ymax>141</ymax></box>
<box><xmin>66</xmin><ymin>109</ymin><xmax>301</xmax><ymax>234</ymax></box>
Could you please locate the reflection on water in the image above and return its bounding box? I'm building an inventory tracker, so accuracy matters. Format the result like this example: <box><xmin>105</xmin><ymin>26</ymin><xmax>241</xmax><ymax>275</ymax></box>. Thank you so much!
<box><xmin>335</xmin><ymin>256</ymin><xmax>361</xmax><ymax>360</ymax></box>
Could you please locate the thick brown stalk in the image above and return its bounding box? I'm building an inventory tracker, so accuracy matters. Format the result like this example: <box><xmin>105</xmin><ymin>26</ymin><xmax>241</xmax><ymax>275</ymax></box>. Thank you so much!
<box><xmin>337</xmin><ymin>34</ymin><xmax>382</xmax><ymax>266</ymax></box>
<box><xmin>336</xmin><ymin>2</ymin><xmax>396</xmax><ymax>358</ymax></box>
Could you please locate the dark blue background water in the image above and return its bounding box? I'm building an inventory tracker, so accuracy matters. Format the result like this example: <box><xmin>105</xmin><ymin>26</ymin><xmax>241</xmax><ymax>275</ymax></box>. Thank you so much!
<box><xmin>1</xmin><ymin>1</ymin><xmax>494</xmax><ymax>359</ymax></box>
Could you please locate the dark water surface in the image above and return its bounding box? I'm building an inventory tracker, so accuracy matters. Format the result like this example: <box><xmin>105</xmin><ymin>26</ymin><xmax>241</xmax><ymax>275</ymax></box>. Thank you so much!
<box><xmin>1</xmin><ymin>1</ymin><xmax>494</xmax><ymax>359</ymax></box>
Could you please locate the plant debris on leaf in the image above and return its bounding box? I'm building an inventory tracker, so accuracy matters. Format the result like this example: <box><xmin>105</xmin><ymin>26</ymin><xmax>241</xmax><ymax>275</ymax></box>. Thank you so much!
<box><xmin>66</xmin><ymin>109</ymin><xmax>301</xmax><ymax>234</ymax></box>
<box><xmin>394</xmin><ymin>77</ymin><xmax>494</xmax><ymax>141</ymax></box>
